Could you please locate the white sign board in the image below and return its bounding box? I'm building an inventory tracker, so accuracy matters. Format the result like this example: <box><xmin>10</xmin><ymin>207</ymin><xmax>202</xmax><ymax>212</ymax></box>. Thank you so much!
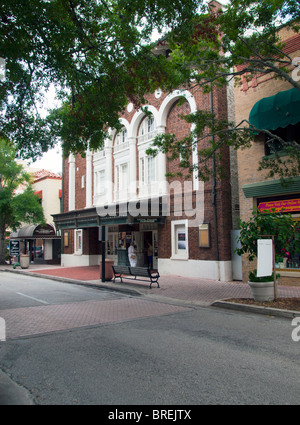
<box><xmin>257</xmin><ymin>239</ymin><xmax>273</xmax><ymax>277</ymax></box>
<box><xmin>0</xmin><ymin>317</ymin><xmax>6</xmax><ymax>342</ymax></box>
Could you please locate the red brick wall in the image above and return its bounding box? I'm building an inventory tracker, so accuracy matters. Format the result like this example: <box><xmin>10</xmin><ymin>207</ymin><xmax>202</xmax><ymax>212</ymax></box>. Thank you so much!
<box><xmin>62</xmin><ymin>84</ymin><xmax>233</xmax><ymax>263</ymax></box>
<box><xmin>75</xmin><ymin>154</ymin><xmax>86</xmax><ymax>211</ymax></box>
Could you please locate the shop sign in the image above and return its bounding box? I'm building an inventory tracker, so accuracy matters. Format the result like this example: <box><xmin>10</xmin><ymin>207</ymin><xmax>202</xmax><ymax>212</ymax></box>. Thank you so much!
<box><xmin>134</xmin><ymin>218</ymin><xmax>163</xmax><ymax>223</ymax></box>
<box><xmin>258</xmin><ymin>199</ymin><xmax>300</xmax><ymax>213</ymax></box>
<box><xmin>33</xmin><ymin>224</ymin><xmax>55</xmax><ymax>235</ymax></box>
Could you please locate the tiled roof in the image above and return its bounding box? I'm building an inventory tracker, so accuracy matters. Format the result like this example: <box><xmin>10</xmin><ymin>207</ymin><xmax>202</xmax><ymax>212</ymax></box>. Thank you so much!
<box><xmin>33</xmin><ymin>169</ymin><xmax>62</xmax><ymax>182</ymax></box>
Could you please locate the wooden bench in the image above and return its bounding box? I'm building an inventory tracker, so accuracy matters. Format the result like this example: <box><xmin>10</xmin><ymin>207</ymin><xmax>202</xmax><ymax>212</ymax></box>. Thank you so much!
<box><xmin>112</xmin><ymin>265</ymin><xmax>160</xmax><ymax>288</ymax></box>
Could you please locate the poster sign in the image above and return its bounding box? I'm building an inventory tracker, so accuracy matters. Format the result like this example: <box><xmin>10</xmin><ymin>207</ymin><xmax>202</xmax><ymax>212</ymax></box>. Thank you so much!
<box><xmin>177</xmin><ymin>231</ymin><xmax>186</xmax><ymax>250</ymax></box>
<box><xmin>9</xmin><ymin>240</ymin><xmax>20</xmax><ymax>257</ymax></box>
<box><xmin>257</xmin><ymin>239</ymin><xmax>273</xmax><ymax>277</ymax></box>
<box><xmin>258</xmin><ymin>199</ymin><xmax>300</xmax><ymax>213</ymax></box>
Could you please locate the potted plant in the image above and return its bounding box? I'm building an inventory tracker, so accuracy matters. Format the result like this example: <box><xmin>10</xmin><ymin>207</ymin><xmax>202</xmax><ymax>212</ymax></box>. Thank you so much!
<box><xmin>235</xmin><ymin>209</ymin><xmax>300</xmax><ymax>301</ymax></box>
<box><xmin>247</xmin><ymin>269</ymin><xmax>280</xmax><ymax>302</ymax></box>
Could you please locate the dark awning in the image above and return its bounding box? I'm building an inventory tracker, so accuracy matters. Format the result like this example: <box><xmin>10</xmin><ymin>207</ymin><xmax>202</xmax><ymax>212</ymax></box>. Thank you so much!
<box><xmin>249</xmin><ymin>87</ymin><xmax>300</xmax><ymax>131</ymax></box>
<box><xmin>10</xmin><ymin>224</ymin><xmax>60</xmax><ymax>239</ymax></box>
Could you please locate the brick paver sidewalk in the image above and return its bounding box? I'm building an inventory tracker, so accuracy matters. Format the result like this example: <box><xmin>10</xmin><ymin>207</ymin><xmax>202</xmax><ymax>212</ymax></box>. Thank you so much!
<box><xmin>0</xmin><ymin>298</ymin><xmax>190</xmax><ymax>339</ymax></box>
<box><xmin>6</xmin><ymin>264</ymin><xmax>300</xmax><ymax>305</ymax></box>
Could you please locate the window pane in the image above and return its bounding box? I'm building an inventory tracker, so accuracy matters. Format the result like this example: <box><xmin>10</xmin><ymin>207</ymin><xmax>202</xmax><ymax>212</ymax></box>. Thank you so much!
<box><xmin>140</xmin><ymin>158</ymin><xmax>145</xmax><ymax>184</ymax></box>
<box><xmin>177</xmin><ymin>230</ymin><xmax>186</xmax><ymax>250</ymax></box>
<box><xmin>121</xmin><ymin>163</ymin><xmax>128</xmax><ymax>189</ymax></box>
<box><xmin>148</xmin><ymin>117</ymin><xmax>154</xmax><ymax>133</ymax></box>
<box><xmin>148</xmin><ymin>156</ymin><xmax>155</xmax><ymax>182</ymax></box>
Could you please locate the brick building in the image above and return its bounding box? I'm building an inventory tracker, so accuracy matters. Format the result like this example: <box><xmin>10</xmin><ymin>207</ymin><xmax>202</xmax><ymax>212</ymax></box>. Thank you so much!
<box><xmin>10</xmin><ymin>169</ymin><xmax>62</xmax><ymax>264</ymax></box>
<box><xmin>235</xmin><ymin>25</ymin><xmax>300</xmax><ymax>284</ymax></box>
<box><xmin>53</xmin><ymin>82</ymin><xmax>238</xmax><ymax>281</ymax></box>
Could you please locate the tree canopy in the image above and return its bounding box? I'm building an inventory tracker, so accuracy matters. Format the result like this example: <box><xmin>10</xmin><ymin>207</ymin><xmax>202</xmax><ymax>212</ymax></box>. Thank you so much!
<box><xmin>150</xmin><ymin>0</ymin><xmax>300</xmax><ymax>181</ymax></box>
<box><xmin>1</xmin><ymin>0</ymin><xmax>300</xmax><ymax>181</ymax></box>
<box><xmin>0</xmin><ymin>0</ymin><xmax>201</xmax><ymax>160</ymax></box>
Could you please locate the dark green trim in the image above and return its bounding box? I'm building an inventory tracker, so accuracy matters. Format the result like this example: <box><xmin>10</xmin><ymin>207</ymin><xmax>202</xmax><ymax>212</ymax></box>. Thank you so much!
<box><xmin>242</xmin><ymin>177</ymin><xmax>300</xmax><ymax>198</ymax></box>
<box><xmin>249</xmin><ymin>88</ymin><xmax>300</xmax><ymax>131</ymax></box>
<box><xmin>100</xmin><ymin>216</ymin><xmax>128</xmax><ymax>225</ymax></box>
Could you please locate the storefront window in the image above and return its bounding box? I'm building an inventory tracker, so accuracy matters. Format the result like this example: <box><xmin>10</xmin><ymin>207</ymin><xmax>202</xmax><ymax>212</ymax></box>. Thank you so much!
<box><xmin>107</xmin><ymin>233</ymin><xmax>118</xmax><ymax>256</ymax></box>
<box><xmin>277</xmin><ymin>217</ymin><xmax>300</xmax><ymax>270</ymax></box>
<box><xmin>74</xmin><ymin>229</ymin><xmax>82</xmax><ymax>255</ymax></box>
<box><xmin>265</xmin><ymin>122</ymin><xmax>300</xmax><ymax>156</ymax></box>
<box><xmin>257</xmin><ymin>196</ymin><xmax>300</xmax><ymax>271</ymax></box>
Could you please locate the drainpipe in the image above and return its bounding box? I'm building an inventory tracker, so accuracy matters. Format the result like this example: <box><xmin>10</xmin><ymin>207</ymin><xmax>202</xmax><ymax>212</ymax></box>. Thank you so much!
<box><xmin>209</xmin><ymin>86</ymin><xmax>220</xmax><ymax>280</ymax></box>
<box><xmin>101</xmin><ymin>226</ymin><xmax>106</xmax><ymax>282</ymax></box>
<box><xmin>61</xmin><ymin>153</ymin><xmax>64</xmax><ymax>213</ymax></box>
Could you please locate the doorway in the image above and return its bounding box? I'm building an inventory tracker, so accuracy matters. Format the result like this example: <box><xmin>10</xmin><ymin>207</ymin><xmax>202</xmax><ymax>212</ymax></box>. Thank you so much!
<box><xmin>143</xmin><ymin>230</ymin><xmax>158</xmax><ymax>270</ymax></box>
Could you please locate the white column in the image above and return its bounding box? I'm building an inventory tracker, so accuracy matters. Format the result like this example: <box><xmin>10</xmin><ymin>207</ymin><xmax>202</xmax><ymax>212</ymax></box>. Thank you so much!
<box><xmin>156</xmin><ymin>125</ymin><xmax>167</xmax><ymax>195</ymax></box>
<box><xmin>105</xmin><ymin>141</ymin><xmax>113</xmax><ymax>204</ymax></box>
<box><xmin>86</xmin><ymin>149</ymin><xmax>93</xmax><ymax>208</ymax></box>
<box><xmin>68</xmin><ymin>154</ymin><xmax>75</xmax><ymax>211</ymax></box>
<box><xmin>128</xmin><ymin>137</ymin><xmax>137</xmax><ymax>199</ymax></box>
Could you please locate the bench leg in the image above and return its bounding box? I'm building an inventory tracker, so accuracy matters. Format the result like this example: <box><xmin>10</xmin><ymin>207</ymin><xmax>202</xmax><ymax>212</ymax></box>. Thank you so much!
<box><xmin>150</xmin><ymin>279</ymin><xmax>159</xmax><ymax>289</ymax></box>
<box><xmin>113</xmin><ymin>274</ymin><xmax>123</xmax><ymax>283</ymax></box>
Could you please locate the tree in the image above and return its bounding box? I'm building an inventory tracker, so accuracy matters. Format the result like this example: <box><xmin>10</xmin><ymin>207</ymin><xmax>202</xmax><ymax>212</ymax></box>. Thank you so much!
<box><xmin>235</xmin><ymin>208</ymin><xmax>300</xmax><ymax>264</ymax></box>
<box><xmin>148</xmin><ymin>0</ymin><xmax>300</xmax><ymax>181</ymax></box>
<box><xmin>0</xmin><ymin>138</ymin><xmax>45</xmax><ymax>264</ymax></box>
<box><xmin>0</xmin><ymin>0</ymin><xmax>201</xmax><ymax>160</ymax></box>
<box><xmin>2</xmin><ymin>0</ymin><xmax>299</xmax><ymax>180</ymax></box>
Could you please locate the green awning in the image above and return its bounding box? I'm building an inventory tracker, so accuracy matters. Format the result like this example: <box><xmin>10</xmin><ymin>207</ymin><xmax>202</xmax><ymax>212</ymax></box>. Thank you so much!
<box><xmin>249</xmin><ymin>88</ymin><xmax>300</xmax><ymax>132</ymax></box>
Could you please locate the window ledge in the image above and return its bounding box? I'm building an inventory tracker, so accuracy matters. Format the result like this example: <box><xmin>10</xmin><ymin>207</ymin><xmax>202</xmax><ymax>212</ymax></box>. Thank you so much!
<box><xmin>170</xmin><ymin>256</ymin><xmax>189</xmax><ymax>261</ymax></box>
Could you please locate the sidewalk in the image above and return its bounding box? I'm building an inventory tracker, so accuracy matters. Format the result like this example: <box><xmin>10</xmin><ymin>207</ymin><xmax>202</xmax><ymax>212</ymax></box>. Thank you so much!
<box><xmin>1</xmin><ymin>263</ymin><xmax>300</xmax><ymax>317</ymax></box>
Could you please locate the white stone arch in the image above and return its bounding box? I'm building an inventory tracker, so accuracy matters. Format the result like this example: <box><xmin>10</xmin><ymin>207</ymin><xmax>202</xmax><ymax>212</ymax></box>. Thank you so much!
<box><xmin>111</xmin><ymin>118</ymin><xmax>130</xmax><ymax>147</ymax></box>
<box><xmin>128</xmin><ymin>105</ymin><xmax>159</xmax><ymax>139</ymax></box>
<box><xmin>127</xmin><ymin>105</ymin><xmax>161</xmax><ymax>198</ymax></box>
<box><xmin>158</xmin><ymin>89</ymin><xmax>197</xmax><ymax>127</ymax></box>
<box><xmin>158</xmin><ymin>89</ymin><xmax>199</xmax><ymax>190</ymax></box>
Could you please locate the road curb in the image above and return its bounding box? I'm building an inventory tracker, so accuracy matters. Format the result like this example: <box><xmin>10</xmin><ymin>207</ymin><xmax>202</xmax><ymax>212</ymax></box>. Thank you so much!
<box><xmin>212</xmin><ymin>299</ymin><xmax>300</xmax><ymax>319</ymax></box>
<box><xmin>2</xmin><ymin>268</ymin><xmax>300</xmax><ymax>318</ymax></box>
<box><xmin>1</xmin><ymin>268</ymin><xmax>144</xmax><ymax>297</ymax></box>
<box><xmin>0</xmin><ymin>369</ymin><xmax>34</xmax><ymax>405</ymax></box>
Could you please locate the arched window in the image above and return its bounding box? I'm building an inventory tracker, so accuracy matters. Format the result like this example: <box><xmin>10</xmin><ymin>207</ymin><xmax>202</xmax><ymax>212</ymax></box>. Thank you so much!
<box><xmin>138</xmin><ymin>115</ymin><xmax>156</xmax><ymax>144</ymax></box>
<box><xmin>115</xmin><ymin>128</ymin><xmax>128</xmax><ymax>153</ymax></box>
<box><xmin>138</xmin><ymin>115</ymin><xmax>158</xmax><ymax>197</ymax></box>
<box><xmin>114</xmin><ymin>127</ymin><xmax>130</xmax><ymax>202</ymax></box>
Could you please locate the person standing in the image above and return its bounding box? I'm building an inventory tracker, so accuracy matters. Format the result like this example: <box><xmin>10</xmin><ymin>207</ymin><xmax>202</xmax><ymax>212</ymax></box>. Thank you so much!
<box><xmin>147</xmin><ymin>241</ymin><xmax>153</xmax><ymax>269</ymax></box>
<box><xmin>128</xmin><ymin>242</ymin><xmax>137</xmax><ymax>267</ymax></box>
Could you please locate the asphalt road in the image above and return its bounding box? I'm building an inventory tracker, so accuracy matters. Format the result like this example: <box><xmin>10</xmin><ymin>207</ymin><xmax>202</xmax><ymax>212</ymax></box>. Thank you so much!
<box><xmin>0</xmin><ymin>272</ymin><xmax>299</xmax><ymax>407</ymax></box>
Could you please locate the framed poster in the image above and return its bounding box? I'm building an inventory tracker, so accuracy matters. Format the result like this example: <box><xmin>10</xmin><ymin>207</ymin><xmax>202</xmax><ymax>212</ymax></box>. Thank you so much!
<box><xmin>177</xmin><ymin>230</ymin><xmax>186</xmax><ymax>250</ymax></box>
<box><xmin>64</xmin><ymin>231</ymin><xmax>69</xmax><ymax>248</ymax></box>
<box><xmin>199</xmin><ymin>223</ymin><xmax>210</xmax><ymax>248</ymax></box>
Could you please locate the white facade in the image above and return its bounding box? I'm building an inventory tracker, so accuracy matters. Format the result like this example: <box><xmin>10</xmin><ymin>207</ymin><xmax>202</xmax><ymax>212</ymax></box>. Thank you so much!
<box><xmin>33</xmin><ymin>177</ymin><xmax>61</xmax><ymax>224</ymax></box>
<box><xmin>69</xmin><ymin>89</ymin><xmax>199</xmax><ymax>211</ymax></box>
